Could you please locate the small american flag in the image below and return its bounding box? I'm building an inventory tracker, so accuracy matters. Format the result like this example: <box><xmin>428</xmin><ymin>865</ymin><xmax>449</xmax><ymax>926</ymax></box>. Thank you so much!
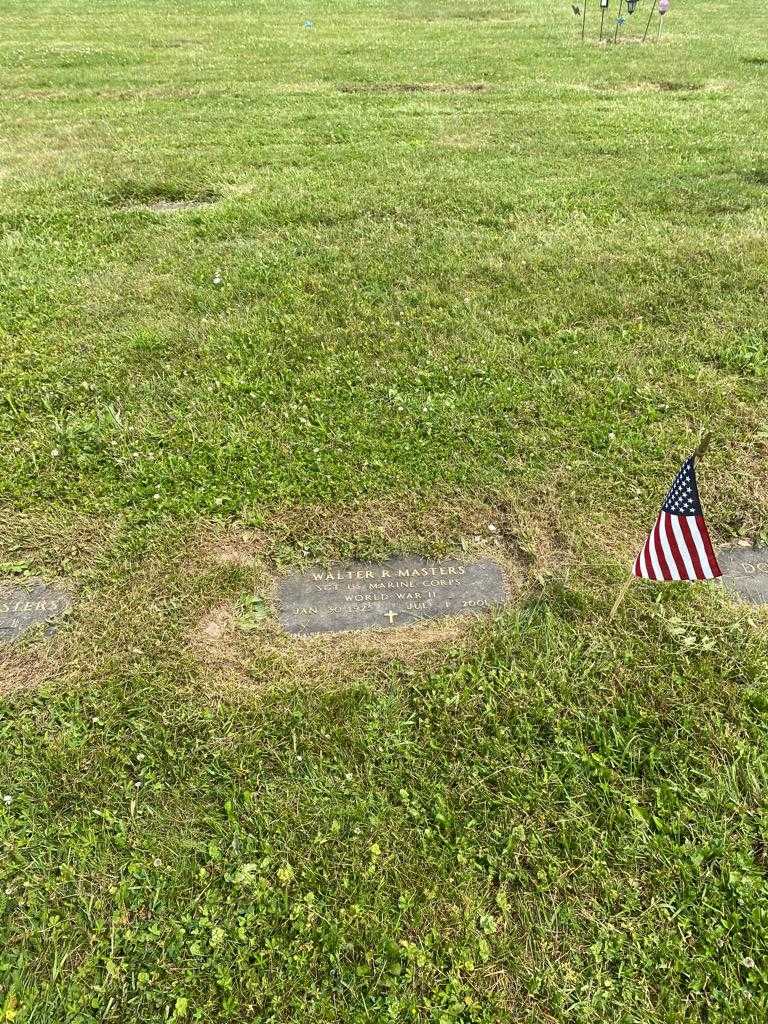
<box><xmin>634</xmin><ymin>454</ymin><xmax>721</xmax><ymax>581</ymax></box>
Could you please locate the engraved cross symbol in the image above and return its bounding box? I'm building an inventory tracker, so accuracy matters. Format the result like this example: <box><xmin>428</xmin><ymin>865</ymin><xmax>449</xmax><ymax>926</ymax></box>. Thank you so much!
<box><xmin>385</xmin><ymin>610</ymin><xmax>398</xmax><ymax>625</ymax></box>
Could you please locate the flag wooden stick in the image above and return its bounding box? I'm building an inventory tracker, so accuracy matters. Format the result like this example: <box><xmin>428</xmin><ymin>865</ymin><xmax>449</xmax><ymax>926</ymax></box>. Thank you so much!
<box><xmin>693</xmin><ymin>432</ymin><xmax>712</xmax><ymax>461</ymax></box>
<box><xmin>610</xmin><ymin>433</ymin><xmax>714</xmax><ymax>620</ymax></box>
<box><xmin>582</xmin><ymin>0</ymin><xmax>588</xmax><ymax>43</ymax></box>
<box><xmin>609</xmin><ymin>574</ymin><xmax>634</xmax><ymax>619</ymax></box>
<box><xmin>642</xmin><ymin>0</ymin><xmax>657</xmax><ymax>42</ymax></box>
<box><xmin>600</xmin><ymin>5</ymin><xmax>606</xmax><ymax>40</ymax></box>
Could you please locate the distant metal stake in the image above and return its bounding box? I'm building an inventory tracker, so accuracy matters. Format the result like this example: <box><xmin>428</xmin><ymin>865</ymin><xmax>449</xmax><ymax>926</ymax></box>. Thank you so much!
<box><xmin>600</xmin><ymin>5</ymin><xmax>606</xmax><ymax>40</ymax></box>
<box><xmin>642</xmin><ymin>0</ymin><xmax>658</xmax><ymax>41</ymax></box>
<box><xmin>614</xmin><ymin>0</ymin><xmax>624</xmax><ymax>42</ymax></box>
<box><xmin>582</xmin><ymin>0</ymin><xmax>588</xmax><ymax>43</ymax></box>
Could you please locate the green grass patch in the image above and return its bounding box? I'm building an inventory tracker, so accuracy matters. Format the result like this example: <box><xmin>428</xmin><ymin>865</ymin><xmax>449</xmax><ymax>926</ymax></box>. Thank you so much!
<box><xmin>1</xmin><ymin>0</ymin><xmax>767</xmax><ymax>1019</ymax></box>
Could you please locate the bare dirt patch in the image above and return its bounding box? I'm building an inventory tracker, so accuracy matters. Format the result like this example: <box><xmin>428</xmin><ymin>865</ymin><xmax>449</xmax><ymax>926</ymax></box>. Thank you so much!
<box><xmin>395</xmin><ymin>11</ymin><xmax>517</xmax><ymax>23</ymax></box>
<box><xmin>0</xmin><ymin>644</ymin><xmax>66</xmax><ymax>697</ymax></box>
<box><xmin>139</xmin><ymin>198</ymin><xmax>216</xmax><ymax>213</ymax></box>
<box><xmin>150</xmin><ymin>38</ymin><xmax>194</xmax><ymax>49</ymax></box>
<box><xmin>658</xmin><ymin>80</ymin><xmax>704</xmax><ymax>92</ymax></box>
<box><xmin>192</xmin><ymin>602</ymin><xmax>247</xmax><ymax>684</ymax></box>
<box><xmin>589</xmin><ymin>80</ymin><xmax>706</xmax><ymax>94</ymax></box>
<box><xmin>106</xmin><ymin>182</ymin><xmax>220</xmax><ymax>212</ymax></box>
<box><xmin>338</xmin><ymin>82</ymin><xmax>488</xmax><ymax>95</ymax></box>
<box><xmin>190</xmin><ymin>591</ymin><xmax>496</xmax><ymax>696</ymax></box>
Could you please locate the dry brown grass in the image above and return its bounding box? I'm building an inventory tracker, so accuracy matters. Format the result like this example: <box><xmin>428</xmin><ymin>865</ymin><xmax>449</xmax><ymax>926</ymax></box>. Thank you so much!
<box><xmin>124</xmin><ymin>198</ymin><xmax>218</xmax><ymax>213</ymax></box>
<box><xmin>182</xmin><ymin>493</ymin><xmax>565</xmax><ymax>696</ymax></box>
<box><xmin>6</xmin><ymin>480</ymin><xmax>761</xmax><ymax>700</ymax></box>
<box><xmin>0</xmin><ymin>641</ymin><xmax>68</xmax><ymax>696</ymax></box>
<box><xmin>571</xmin><ymin>79</ymin><xmax>723</xmax><ymax>93</ymax></box>
<box><xmin>0</xmin><ymin>509</ymin><xmax>116</xmax><ymax>574</ymax></box>
<box><xmin>190</xmin><ymin>589</ymin><xmax>508</xmax><ymax>699</ymax></box>
<box><xmin>0</xmin><ymin>511</ymin><xmax>116</xmax><ymax>693</ymax></box>
<box><xmin>194</xmin><ymin>491</ymin><xmax>569</xmax><ymax>572</ymax></box>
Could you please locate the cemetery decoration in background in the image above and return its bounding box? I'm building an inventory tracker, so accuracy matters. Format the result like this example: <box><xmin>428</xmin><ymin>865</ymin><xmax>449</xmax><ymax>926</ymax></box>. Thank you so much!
<box><xmin>572</xmin><ymin>0</ymin><xmax>672</xmax><ymax>43</ymax></box>
<box><xmin>643</xmin><ymin>0</ymin><xmax>671</xmax><ymax>42</ymax></box>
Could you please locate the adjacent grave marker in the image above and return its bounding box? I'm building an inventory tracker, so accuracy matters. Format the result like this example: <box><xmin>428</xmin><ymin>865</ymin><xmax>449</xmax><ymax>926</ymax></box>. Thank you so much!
<box><xmin>718</xmin><ymin>545</ymin><xmax>768</xmax><ymax>605</ymax></box>
<box><xmin>0</xmin><ymin>579</ymin><xmax>72</xmax><ymax>643</ymax></box>
<box><xmin>277</xmin><ymin>556</ymin><xmax>508</xmax><ymax>636</ymax></box>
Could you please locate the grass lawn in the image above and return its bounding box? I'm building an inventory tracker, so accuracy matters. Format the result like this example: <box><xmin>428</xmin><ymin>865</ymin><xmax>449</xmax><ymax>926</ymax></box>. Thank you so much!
<box><xmin>1</xmin><ymin>0</ymin><xmax>768</xmax><ymax>1020</ymax></box>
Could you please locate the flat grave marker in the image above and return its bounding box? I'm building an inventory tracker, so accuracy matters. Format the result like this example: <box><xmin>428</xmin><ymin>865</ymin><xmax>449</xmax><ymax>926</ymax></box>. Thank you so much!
<box><xmin>277</xmin><ymin>556</ymin><xmax>508</xmax><ymax>636</ymax></box>
<box><xmin>0</xmin><ymin>579</ymin><xmax>72</xmax><ymax>643</ymax></box>
<box><xmin>718</xmin><ymin>545</ymin><xmax>768</xmax><ymax>605</ymax></box>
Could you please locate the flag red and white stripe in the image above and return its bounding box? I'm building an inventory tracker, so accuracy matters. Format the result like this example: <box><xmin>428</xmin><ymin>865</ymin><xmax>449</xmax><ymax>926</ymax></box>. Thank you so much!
<box><xmin>634</xmin><ymin>511</ymin><xmax>721</xmax><ymax>581</ymax></box>
<box><xmin>633</xmin><ymin>455</ymin><xmax>721</xmax><ymax>582</ymax></box>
